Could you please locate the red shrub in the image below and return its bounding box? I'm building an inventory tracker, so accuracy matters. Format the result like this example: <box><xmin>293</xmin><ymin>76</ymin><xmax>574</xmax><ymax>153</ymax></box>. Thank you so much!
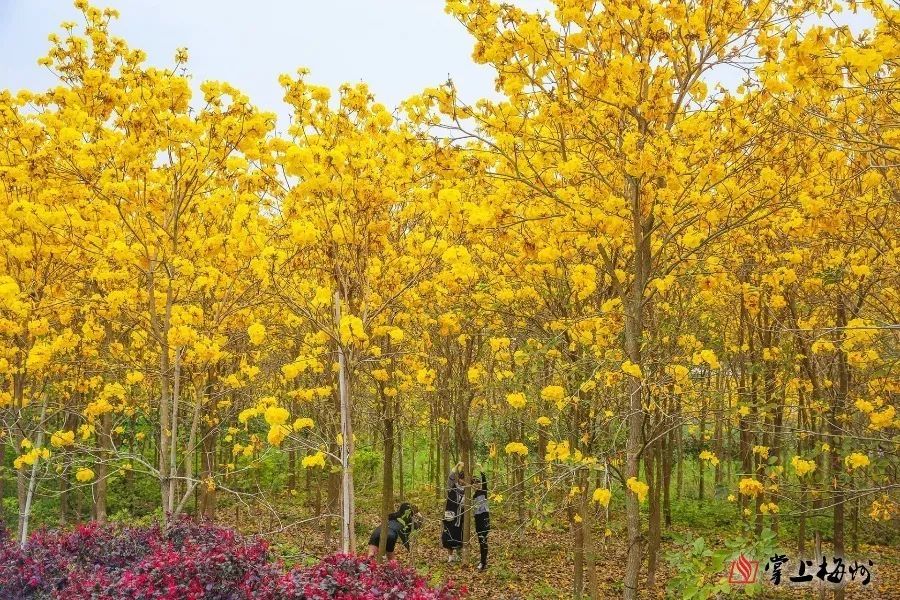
<box><xmin>0</xmin><ymin>519</ymin><xmax>464</xmax><ymax>600</ymax></box>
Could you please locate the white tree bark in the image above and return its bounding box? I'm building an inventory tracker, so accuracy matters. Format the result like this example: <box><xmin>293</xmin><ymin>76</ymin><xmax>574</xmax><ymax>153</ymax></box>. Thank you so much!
<box><xmin>19</xmin><ymin>393</ymin><xmax>48</xmax><ymax>548</ymax></box>
<box><xmin>334</xmin><ymin>291</ymin><xmax>355</xmax><ymax>553</ymax></box>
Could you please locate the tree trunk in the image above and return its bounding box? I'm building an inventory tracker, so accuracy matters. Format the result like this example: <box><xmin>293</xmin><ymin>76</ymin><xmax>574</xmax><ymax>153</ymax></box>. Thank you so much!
<box><xmin>378</xmin><ymin>391</ymin><xmax>394</xmax><ymax>559</ymax></box>
<box><xmin>325</xmin><ymin>469</ymin><xmax>340</xmax><ymax>549</ymax></box>
<box><xmin>662</xmin><ymin>423</ymin><xmax>673</xmax><ymax>527</ymax></box>
<box><xmin>646</xmin><ymin>440</ymin><xmax>661</xmax><ymax>590</ymax></box>
<box><xmin>19</xmin><ymin>393</ymin><xmax>48</xmax><ymax>547</ymax></box>
<box><xmin>698</xmin><ymin>408</ymin><xmax>706</xmax><ymax>501</ymax></box>
<box><xmin>94</xmin><ymin>412</ymin><xmax>112</xmax><ymax>523</ymax></box>
<box><xmin>334</xmin><ymin>292</ymin><xmax>356</xmax><ymax>554</ymax></box>
<box><xmin>832</xmin><ymin>298</ymin><xmax>849</xmax><ymax>600</ymax></box>
<box><xmin>58</xmin><ymin>410</ymin><xmax>79</xmax><ymax>526</ymax></box>
<box><xmin>623</xmin><ymin>291</ymin><xmax>644</xmax><ymax>599</ymax></box>
<box><xmin>152</xmin><ymin>268</ymin><xmax>174</xmax><ymax>525</ymax></box>
<box><xmin>572</xmin><ymin>499</ymin><xmax>584</xmax><ymax>600</ymax></box>
<box><xmin>581</xmin><ymin>470</ymin><xmax>598</xmax><ymax>600</ymax></box>
<box><xmin>397</xmin><ymin>414</ymin><xmax>404</xmax><ymax>501</ymax></box>
<box><xmin>167</xmin><ymin>348</ymin><xmax>183</xmax><ymax>518</ymax></box>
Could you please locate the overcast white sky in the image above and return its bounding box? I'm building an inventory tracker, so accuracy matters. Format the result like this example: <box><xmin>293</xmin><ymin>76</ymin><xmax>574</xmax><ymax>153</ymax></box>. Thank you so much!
<box><xmin>0</xmin><ymin>1</ymin><xmax>875</xmax><ymax>127</ymax></box>
<box><xmin>0</xmin><ymin>0</ymin><xmax>548</xmax><ymax>125</ymax></box>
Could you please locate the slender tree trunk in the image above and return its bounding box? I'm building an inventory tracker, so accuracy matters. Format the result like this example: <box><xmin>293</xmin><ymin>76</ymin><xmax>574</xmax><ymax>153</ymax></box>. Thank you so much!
<box><xmin>698</xmin><ymin>406</ymin><xmax>706</xmax><ymax>501</ymax></box>
<box><xmin>152</xmin><ymin>269</ymin><xmax>174</xmax><ymax>525</ymax></box>
<box><xmin>0</xmin><ymin>442</ymin><xmax>5</xmax><ymax>509</ymax></box>
<box><xmin>199</xmin><ymin>377</ymin><xmax>217</xmax><ymax>520</ymax></box>
<box><xmin>325</xmin><ymin>470</ymin><xmax>339</xmax><ymax>549</ymax></box>
<box><xmin>167</xmin><ymin>348</ymin><xmax>183</xmax><ymax>518</ymax></box>
<box><xmin>581</xmin><ymin>469</ymin><xmax>598</xmax><ymax>600</ymax></box>
<box><xmin>58</xmin><ymin>410</ymin><xmax>78</xmax><ymax>526</ymax></box>
<box><xmin>623</xmin><ymin>291</ymin><xmax>644</xmax><ymax>600</ymax></box>
<box><xmin>646</xmin><ymin>440</ymin><xmax>661</xmax><ymax>590</ymax></box>
<box><xmin>662</xmin><ymin>423</ymin><xmax>673</xmax><ymax>527</ymax></box>
<box><xmin>94</xmin><ymin>412</ymin><xmax>112</xmax><ymax>523</ymax></box>
<box><xmin>378</xmin><ymin>391</ymin><xmax>394</xmax><ymax>559</ymax></box>
<box><xmin>676</xmin><ymin>407</ymin><xmax>684</xmax><ymax>501</ymax></box>
<box><xmin>19</xmin><ymin>393</ymin><xmax>48</xmax><ymax>547</ymax></box>
<box><xmin>334</xmin><ymin>292</ymin><xmax>355</xmax><ymax>554</ymax></box>
<box><xmin>397</xmin><ymin>413</ymin><xmax>405</xmax><ymax>501</ymax></box>
<box><xmin>572</xmin><ymin>498</ymin><xmax>584</xmax><ymax>600</ymax></box>
<box><xmin>832</xmin><ymin>298</ymin><xmax>849</xmax><ymax>600</ymax></box>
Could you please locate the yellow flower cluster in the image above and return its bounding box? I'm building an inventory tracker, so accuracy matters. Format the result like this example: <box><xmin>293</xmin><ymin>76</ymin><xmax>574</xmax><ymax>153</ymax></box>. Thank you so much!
<box><xmin>759</xmin><ymin>502</ymin><xmax>779</xmax><ymax>515</ymax></box>
<box><xmin>505</xmin><ymin>392</ymin><xmax>527</xmax><ymax>409</ymax></box>
<box><xmin>868</xmin><ymin>405</ymin><xmax>895</xmax><ymax>430</ymax></box>
<box><xmin>855</xmin><ymin>399</ymin><xmax>875</xmax><ymax>413</ymax></box>
<box><xmin>692</xmin><ymin>349</ymin><xmax>720</xmax><ymax>370</ymax></box>
<box><xmin>292</xmin><ymin>417</ymin><xmax>314</xmax><ymax>431</ymax></box>
<box><xmin>626</xmin><ymin>477</ymin><xmax>648</xmax><ymax>503</ymax></box>
<box><xmin>698</xmin><ymin>450</ymin><xmax>719</xmax><ymax>465</ymax></box>
<box><xmin>75</xmin><ymin>468</ymin><xmax>95</xmax><ymax>482</ymax></box>
<box><xmin>540</xmin><ymin>385</ymin><xmax>565</xmax><ymax>403</ymax></box>
<box><xmin>845</xmin><ymin>452</ymin><xmax>870</xmax><ymax>470</ymax></box>
<box><xmin>591</xmin><ymin>487</ymin><xmax>611</xmax><ymax>508</ymax></box>
<box><xmin>569</xmin><ymin>264</ymin><xmax>597</xmax><ymax>301</ymax></box>
<box><xmin>545</xmin><ymin>440</ymin><xmax>571</xmax><ymax>462</ymax></box>
<box><xmin>14</xmin><ymin>447</ymin><xmax>51</xmax><ymax>470</ymax></box>
<box><xmin>505</xmin><ymin>441</ymin><xmax>529</xmax><ymax>457</ymax></box>
<box><xmin>791</xmin><ymin>456</ymin><xmax>817</xmax><ymax>477</ymax></box>
<box><xmin>868</xmin><ymin>495</ymin><xmax>897</xmax><ymax>522</ymax></box>
<box><xmin>738</xmin><ymin>478</ymin><xmax>764</xmax><ymax>497</ymax></box>
<box><xmin>338</xmin><ymin>315</ymin><xmax>368</xmax><ymax>346</ymax></box>
<box><xmin>50</xmin><ymin>430</ymin><xmax>75</xmax><ymax>448</ymax></box>
<box><xmin>302</xmin><ymin>451</ymin><xmax>327</xmax><ymax>469</ymax></box>
<box><xmin>267</xmin><ymin>425</ymin><xmax>290</xmax><ymax>446</ymax></box>
<box><xmin>264</xmin><ymin>406</ymin><xmax>290</xmax><ymax>427</ymax></box>
<box><xmin>247</xmin><ymin>322</ymin><xmax>266</xmax><ymax>345</ymax></box>
<box><xmin>621</xmin><ymin>360</ymin><xmax>642</xmax><ymax>379</ymax></box>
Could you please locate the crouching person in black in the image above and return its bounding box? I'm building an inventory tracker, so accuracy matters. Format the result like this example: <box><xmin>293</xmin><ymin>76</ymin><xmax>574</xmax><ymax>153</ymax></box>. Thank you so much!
<box><xmin>367</xmin><ymin>503</ymin><xmax>422</xmax><ymax>561</ymax></box>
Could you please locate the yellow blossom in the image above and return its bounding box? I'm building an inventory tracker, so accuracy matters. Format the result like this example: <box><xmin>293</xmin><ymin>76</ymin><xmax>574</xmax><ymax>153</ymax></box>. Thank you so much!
<box><xmin>247</xmin><ymin>322</ymin><xmax>266</xmax><ymax>345</ymax></box>
<box><xmin>506</xmin><ymin>392</ymin><xmax>527</xmax><ymax>409</ymax></box>
<box><xmin>869</xmin><ymin>406</ymin><xmax>895</xmax><ymax>430</ymax></box>
<box><xmin>621</xmin><ymin>360</ymin><xmax>642</xmax><ymax>378</ymax></box>
<box><xmin>845</xmin><ymin>452</ymin><xmax>870</xmax><ymax>470</ymax></box>
<box><xmin>76</xmin><ymin>468</ymin><xmax>95</xmax><ymax>482</ymax></box>
<box><xmin>292</xmin><ymin>417</ymin><xmax>314</xmax><ymax>431</ymax></box>
<box><xmin>592</xmin><ymin>488</ymin><xmax>611</xmax><ymax>507</ymax></box>
<box><xmin>791</xmin><ymin>456</ymin><xmax>816</xmax><ymax>477</ymax></box>
<box><xmin>264</xmin><ymin>406</ymin><xmax>290</xmax><ymax>427</ymax></box>
<box><xmin>302</xmin><ymin>451</ymin><xmax>327</xmax><ymax>469</ymax></box>
<box><xmin>540</xmin><ymin>385</ymin><xmax>565</xmax><ymax>403</ymax></box>
<box><xmin>699</xmin><ymin>450</ymin><xmax>720</xmax><ymax>465</ymax></box>
<box><xmin>50</xmin><ymin>430</ymin><xmax>75</xmax><ymax>448</ymax></box>
<box><xmin>626</xmin><ymin>477</ymin><xmax>648</xmax><ymax>503</ymax></box>
<box><xmin>505</xmin><ymin>441</ymin><xmax>529</xmax><ymax>457</ymax></box>
<box><xmin>738</xmin><ymin>478</ymin><xmax>764</xmax><ymax>497</ymax></box>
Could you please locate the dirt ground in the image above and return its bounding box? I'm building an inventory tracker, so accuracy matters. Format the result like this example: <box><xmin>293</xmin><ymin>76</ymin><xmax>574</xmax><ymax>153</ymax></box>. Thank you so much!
<box><xmin>227</xmin><ymin>500</ymin><xmax>899</xmax><ymax>600</ymax></box>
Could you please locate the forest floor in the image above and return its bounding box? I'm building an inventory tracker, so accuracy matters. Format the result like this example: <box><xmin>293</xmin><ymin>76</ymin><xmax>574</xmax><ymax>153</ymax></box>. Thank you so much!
<box><xmin>222</xmin><ymin>490</ymin><xmax>900</xmax><ymax>600</ymax></box>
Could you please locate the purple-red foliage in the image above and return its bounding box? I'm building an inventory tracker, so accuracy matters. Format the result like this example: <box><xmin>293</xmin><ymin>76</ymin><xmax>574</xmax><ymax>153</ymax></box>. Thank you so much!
<box><xmin>0</xmin><ymin>519</ymin><xmax>463</xmax><ymax>600</ymax></box>
<box><xmin>257</xmin><ymin>554</ymin><xmax>462</xmax><ymax>600</ymax></box>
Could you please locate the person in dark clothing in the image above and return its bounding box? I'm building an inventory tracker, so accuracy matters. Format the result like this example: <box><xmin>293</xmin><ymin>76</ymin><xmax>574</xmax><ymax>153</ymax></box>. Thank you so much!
<box><xmin>442</xmin><ymin>462</ymin><xmax>465</xmax><ymax>562</ymax></box>
<box><xmin>367</xmin><ymin>503</ymin><xmax>422</xmax><ymax>561</ymax></box>
<box><xmin>473</xmin><ymin>466</ymin><xmax>490</xmax><ymax>570</ymax></box>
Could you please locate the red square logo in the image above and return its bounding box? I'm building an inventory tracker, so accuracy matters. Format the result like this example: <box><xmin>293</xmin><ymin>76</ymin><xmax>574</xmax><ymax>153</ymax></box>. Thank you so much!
<box><xmin>728</xmin><ymin>554</ymin><xmax>759</xmax><ymax>584</ymax></box>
